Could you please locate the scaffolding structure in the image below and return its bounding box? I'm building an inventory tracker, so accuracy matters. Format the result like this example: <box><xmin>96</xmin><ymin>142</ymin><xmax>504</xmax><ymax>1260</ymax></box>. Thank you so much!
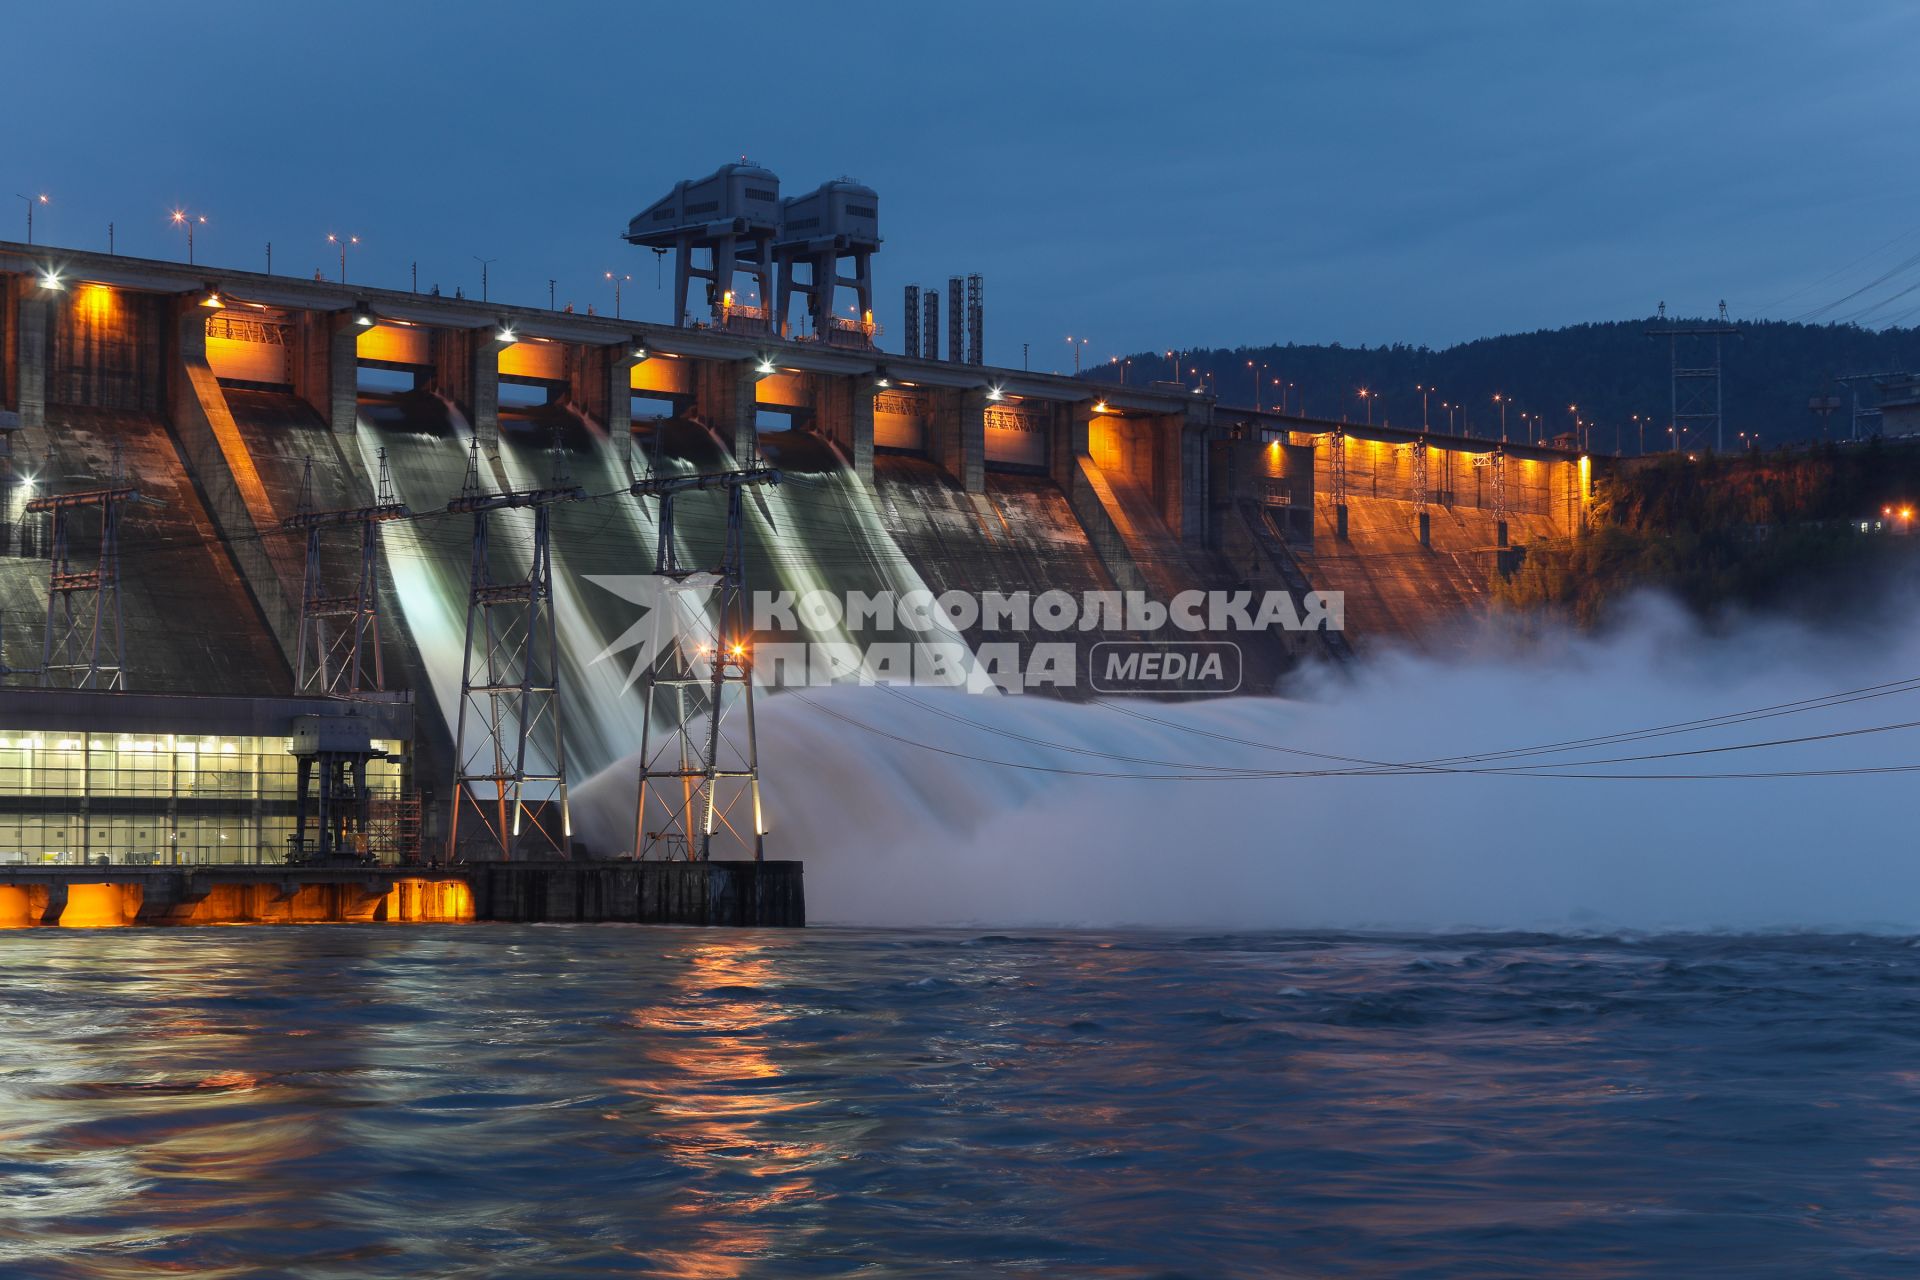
<box><xmin>283</xmin><ymin>450</ymin><xmax>410</xmax><ymax>698</ymax></box>
<box><xmin>627</xmin><ymin>465</ymin><xmax>780</xmax><ymax>862</ymax></box>
<box><xmin>27</xmin><ymin>446</ymin><xmax>162</xmax><ymax>690</ymax></box>
<box><xmin>445</xmin><ymin>436</ymin><xmax>586</xmax><ymax>861</ymax></box>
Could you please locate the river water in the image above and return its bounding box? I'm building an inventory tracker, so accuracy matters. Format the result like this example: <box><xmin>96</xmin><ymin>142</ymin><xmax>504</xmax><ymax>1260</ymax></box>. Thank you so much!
<box><xmin>3</xmin><ymin>926</ymin><xmax>1918</xmax><ymax>1277</ymax></box>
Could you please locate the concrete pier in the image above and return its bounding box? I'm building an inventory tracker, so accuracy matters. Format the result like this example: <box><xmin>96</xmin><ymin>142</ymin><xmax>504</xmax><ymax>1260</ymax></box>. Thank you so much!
<box><xmin>0</xmin><ymin>860</ymin><xmax>804</xmax><ymax>928</ymax></box>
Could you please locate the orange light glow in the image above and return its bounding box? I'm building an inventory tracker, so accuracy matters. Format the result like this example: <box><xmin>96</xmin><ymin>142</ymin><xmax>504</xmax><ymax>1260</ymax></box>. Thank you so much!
<box><xmin>60</xmin><ymin>882</ymin><xmax>132</xmax><ymax>928</ymax></box>
<box><xmin>72</xmin><ymin>282</ymin><xmax>119</xmax><ymax>326</ymax></box>
<box><xmin>0</xmin><ymin>885</ymin><xmax>33</xmax><ymax>928</ymax></box>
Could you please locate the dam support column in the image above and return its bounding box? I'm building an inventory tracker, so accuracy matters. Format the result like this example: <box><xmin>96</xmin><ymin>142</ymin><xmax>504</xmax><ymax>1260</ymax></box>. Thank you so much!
<box><xmin>813</xmin><ymin>374</ymin><xmax>875</xmax><ymax>483</ymax></box>
<box><xmin>321</xmin><ymin>311</ymin><xmax>358</xmax><ymax>435</ymax></box>
<box><xmin>1051</xmin><ymin>400</ymin><xmax>1094</xmax><ymax>491</ymax></box>
<box><xmin>566</xmin><ymin>341</ymin><xmax>612</xmax><ymax>430</ymax></box>
<box><xmin>469</xmin><ymin>328</ymin><xmax>509</xmax><ymax>450</ymax></box>
<box><xmin>1179</xmin><ymin>405</ymin><xmax>1213</xmax><ymax>548</ymax></box>
<box><xmin>600</xmin><ymin>344</ymin><xmax>642</xmax><ymax>441</ymax></box>
<box><xmin>931</xmin><ymin>388</ymin><xmax>986</xmax><ymax>494</ymax></box>
<box><xmin>849</xmin><ymin>377</ymin><xmax>877</xmax><ymax>483</ymax></box>
<box><xmin>13</xmin><ymin>277</ymin><xmax>49</xmax><ymax>431</ymax></box>
<box><xmin>695</xmin><ymin>358</ymin><xmax>759</xmax><ymax>461</ymax></box>
<box><xmin>291</xmin><ymin>307</ymin><xmax>357</xmax><ymax>434</ymax></box>
<box><xmin>166</xmin><ymin>294</ymin><xmax>303</xmax><ymax>660</ymax></box>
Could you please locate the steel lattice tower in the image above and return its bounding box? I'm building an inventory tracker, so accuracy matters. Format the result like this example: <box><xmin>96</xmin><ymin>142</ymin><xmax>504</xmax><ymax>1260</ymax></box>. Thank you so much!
<box><xmin>966</xmin><ymin>273</ymin><xmax>984</xmax><ymax>365</ymax></box>
<box><xmin>1328</xmin><ymin>428</ymin><xmax>1348</xmax><ymax>540</ymax></box>
<box><xmin>283</xmin><ymin>450</ymin><xmax>410</xmax><ymax>697</ymax></box>
<box><xmin>27</xmin><ymin>446</ymin><xmax>161</xmax><ymax>690</ymax></box>
<box><xmin>446</xmin><ymin>434</ymin><xmax>586</xmax><ymax>861</ymax></box>
<box><xmin>1404</xmin><ymin>435</ymin><xmax>1430</xmax><ymax>547</ymax></box>
<box><xmin>1647</xmin><ymin>301</ymin><xmax>1740</xmax><ymax>453</ymax></box>
<box><xmin>628</xmin><ymin>464</ymin><xmax>781</xmax><ymax>862</ymax></box>
<box><xmin>1475</xmin><ymin>447</ymin><xmax>1510</xmax><ymax>546</ymax></box>
<box><xmin>946</xmin><ymin>277</ymin><xmax>964</xmax><ymax>363</ymax></box>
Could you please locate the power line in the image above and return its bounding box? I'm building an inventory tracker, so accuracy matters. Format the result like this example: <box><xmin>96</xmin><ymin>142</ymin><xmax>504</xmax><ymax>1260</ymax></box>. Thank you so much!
<box><xmin>787</xmin><ymin>688</ymin><xmax>1920</xmax><ymax>784</ymax></box>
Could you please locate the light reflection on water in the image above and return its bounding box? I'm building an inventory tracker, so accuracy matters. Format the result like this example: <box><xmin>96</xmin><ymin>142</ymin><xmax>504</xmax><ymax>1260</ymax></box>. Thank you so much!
<box><xmin>2</xmin><ymin>926</ymin><xmax>1919</xmax><ymax>1277</ymax></box>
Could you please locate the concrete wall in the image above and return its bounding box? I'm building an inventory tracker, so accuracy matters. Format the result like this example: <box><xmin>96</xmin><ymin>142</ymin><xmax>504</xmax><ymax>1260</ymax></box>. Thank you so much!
<box><xmin>0</xmin><ymin>860</ymin><xmax>803</xmax><ymax>928</ymax></box>
<box><xmin>356</xmin><ymin>322</ymin><xmax>431</xmax><ymax>367</ymax></box>
<box><xmin>10</xmin><ymin>274</ymin><xmax>47</xmax><ymax>428</ymax></box>
<box><xmin>463</xmin><ymin>859</ymin><xmax>805</xmax><ymax>927</ymax></box>
<box><xmin>874</xmin><ymin>388</ymin><xmax>929</xmax><ymax>451</ymax></box>
<box><xmin>48</xmin><ymin>283</ymin><xmax>166</xmax><ymax>413</ymax></box>
<box><xmin>166</xmin><ymin>296</ymin><xmax>304</xmax><ymax>662</ymax></box>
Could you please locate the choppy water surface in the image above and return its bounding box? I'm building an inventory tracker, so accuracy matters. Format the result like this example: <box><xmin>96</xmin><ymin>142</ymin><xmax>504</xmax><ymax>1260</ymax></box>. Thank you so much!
<box><xmin>4</xmin><ymin>927</ymin><xmax>1920</xmax><ymax>1278</ymax></box>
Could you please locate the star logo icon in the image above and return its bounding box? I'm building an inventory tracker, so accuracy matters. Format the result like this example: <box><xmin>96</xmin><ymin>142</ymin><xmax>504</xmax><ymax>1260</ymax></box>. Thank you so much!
<box><xmin>581</xmin><ymin>572</ymin><xmax>720</xmax><ymax>692</ymax></box>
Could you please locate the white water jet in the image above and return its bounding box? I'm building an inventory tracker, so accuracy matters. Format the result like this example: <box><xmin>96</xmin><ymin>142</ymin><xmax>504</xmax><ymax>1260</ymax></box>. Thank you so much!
<box><xmin>574</xmin><ymin>592</ymin><xmax>1920</xmax><ymax>933</ymax></box>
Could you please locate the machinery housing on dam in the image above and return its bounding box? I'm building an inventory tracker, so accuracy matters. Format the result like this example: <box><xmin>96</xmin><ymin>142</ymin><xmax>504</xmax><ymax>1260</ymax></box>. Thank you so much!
<box><xmin>0</xmin><ymin>160</ymin><xmax>1596</xmax><ymax>916</ymax></box>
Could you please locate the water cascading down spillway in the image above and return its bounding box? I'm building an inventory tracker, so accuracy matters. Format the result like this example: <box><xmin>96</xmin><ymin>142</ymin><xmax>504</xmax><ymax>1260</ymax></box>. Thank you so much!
<box><xmin>357</xmin><ymin>394</ymin><xmax>977</xmax><ymax>856</ymax></box>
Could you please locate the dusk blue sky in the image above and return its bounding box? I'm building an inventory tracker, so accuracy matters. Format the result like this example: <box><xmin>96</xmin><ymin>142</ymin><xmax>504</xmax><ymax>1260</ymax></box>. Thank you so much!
<box><xmin>8</xmin><ymin>1</ymin><xmax>1915</xmax><ymax>371</ymax></box>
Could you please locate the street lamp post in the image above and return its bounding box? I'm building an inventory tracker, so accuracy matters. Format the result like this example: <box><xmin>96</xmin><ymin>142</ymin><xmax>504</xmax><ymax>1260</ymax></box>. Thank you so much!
<box><xmin>473</xmin><ymin>256</ymin><xmax>497</xmax><ymax>303</ymax></box>
<box><xmin>16</xmin><ymin>193</ymin><xmax>48</xmax><ymax>244</ymax></box>
<box><xmin>1357</xmin><ymin>388</ymin><xmax>1374</xmax><ymax>426</ymax></box>
<box><xmin>328</xmin><ymin>233</ymin><xmax>359</xmax><ymax>283</ymax></box>
<box><xmin>1417</xmin><ymin>384</ymin><xmax>1432</xmax><ymax>430</ymax></box>
<box><xmin>1066</xmin><ymin>336</ymin><xmax>1087</xmax><ymax>374</ymax></box>
<box><xmin>1247</xmin><ymin>360</ymin><xmax>1269</xmax><ymax>410</ymax></box>
<box><xmin>605</xmin><ymin>271</ymin><xmax>630</xmax><ymax>318</ymax></box>
<box><xmin>171</xmin><ymin>209</ymin><xmax>206</xmax><ymax>264</ymax></box>
<box><xmin>1493</xmin><ymin>393</ymin><xmax>1509</xmax><ymax>442</ymax></box>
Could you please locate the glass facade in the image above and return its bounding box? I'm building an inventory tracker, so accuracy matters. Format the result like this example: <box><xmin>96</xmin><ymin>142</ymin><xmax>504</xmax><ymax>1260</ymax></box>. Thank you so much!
<box><xmin>0</xmin><ymin>731</ymin><xmax>405</xmax><ymax>867</ymax></box>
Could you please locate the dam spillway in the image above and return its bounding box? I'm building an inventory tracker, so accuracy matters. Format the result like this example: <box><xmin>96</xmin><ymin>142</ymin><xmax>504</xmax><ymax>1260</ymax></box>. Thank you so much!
<box><xmin>0</xmin><ymin>234</ymin><xmax>1594</xmax><ymax>879</ymax></box>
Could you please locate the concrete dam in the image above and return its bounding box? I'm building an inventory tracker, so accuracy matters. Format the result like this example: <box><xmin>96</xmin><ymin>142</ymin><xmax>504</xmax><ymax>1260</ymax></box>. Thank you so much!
<box><xmin>0</xmin><ymin>164</ymin><xmax>1593</xmax><ymax>903</ymax></box>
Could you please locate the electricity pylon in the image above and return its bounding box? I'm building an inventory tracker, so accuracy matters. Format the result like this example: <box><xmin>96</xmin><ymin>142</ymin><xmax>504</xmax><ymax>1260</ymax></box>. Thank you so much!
<box><xmin>628</xmin><ymin>464</ymin><xmax>780</xmax><ymax>862</ymax></box>
<box><xmin>446</xmin><ymin>434</ymin><xmax>585</xmax><ymax>860</ymax></box>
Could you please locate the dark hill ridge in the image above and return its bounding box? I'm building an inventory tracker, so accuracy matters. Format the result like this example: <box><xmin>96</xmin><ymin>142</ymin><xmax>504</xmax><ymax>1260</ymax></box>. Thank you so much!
<box><xmin>1093</xmin><ymin>320</ymin><xmax>1920</xmax><ymax>452</ymax></box>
